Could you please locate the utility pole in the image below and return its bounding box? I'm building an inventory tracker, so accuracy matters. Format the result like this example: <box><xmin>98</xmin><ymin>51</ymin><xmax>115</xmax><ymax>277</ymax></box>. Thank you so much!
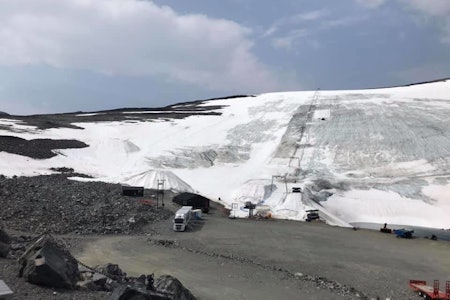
<box><xmin>157</xmin><ymin>179</ymin><xmax>165</xmax><ymax>207</ymax></box>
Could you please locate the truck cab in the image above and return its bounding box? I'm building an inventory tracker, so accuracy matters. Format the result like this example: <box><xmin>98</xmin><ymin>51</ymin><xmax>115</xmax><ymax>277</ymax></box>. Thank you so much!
<box><xmin>173</xmin><ymin>206</ymin><xmax>193</xmax><ymax>232</ymax></box>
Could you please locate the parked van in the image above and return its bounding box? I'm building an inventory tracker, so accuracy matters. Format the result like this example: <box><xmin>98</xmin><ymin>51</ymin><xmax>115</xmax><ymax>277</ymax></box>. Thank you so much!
<box><xmin>173</xmin><ymin>206</ymin><xmax>192</xmax><ymax>232</ymax></box>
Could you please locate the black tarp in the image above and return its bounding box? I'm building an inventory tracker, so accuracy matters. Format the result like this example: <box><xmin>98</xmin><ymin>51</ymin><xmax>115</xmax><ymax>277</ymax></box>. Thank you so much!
<box><xmin>172</xmin><ymin>193</ymin><xmax>210</xmax><ymax>213</ymax></box>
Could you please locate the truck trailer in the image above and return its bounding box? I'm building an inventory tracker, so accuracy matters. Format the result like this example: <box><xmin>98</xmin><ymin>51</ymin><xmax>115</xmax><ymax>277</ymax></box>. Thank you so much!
<box><xmin>173</xmin><ymin>206</ymin><xmax>193</xmax><ymax>232</ymax></box>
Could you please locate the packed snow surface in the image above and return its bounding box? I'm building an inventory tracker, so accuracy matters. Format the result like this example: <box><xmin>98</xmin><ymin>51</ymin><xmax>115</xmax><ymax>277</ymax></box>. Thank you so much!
<box><xmin>1</xmin><ymin>80</ymin><xmax>450</xmax><ymax>228</ymax></box>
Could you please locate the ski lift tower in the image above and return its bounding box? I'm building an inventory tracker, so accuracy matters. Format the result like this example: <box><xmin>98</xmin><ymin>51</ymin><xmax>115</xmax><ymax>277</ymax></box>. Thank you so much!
<box><xmin>156</xmin><ymin>179</ymin><xmax>165</xmax><ymax>207</ymax></box>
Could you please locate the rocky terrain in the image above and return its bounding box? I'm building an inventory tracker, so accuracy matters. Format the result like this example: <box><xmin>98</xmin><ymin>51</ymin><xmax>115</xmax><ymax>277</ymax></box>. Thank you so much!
<box><xmin>0</xmin><ymin>173</ymin><xmax>172</xmax><ymax>235</ymax></box>
<box><xmin>0</xmin><ymin>136</ymin><xmax>88</xmax><ymax>159</ymax></box>
<box><xmin>0</xmin><ymin>171</ymin><xmax>195</xmax><ymax>300</ymax></box>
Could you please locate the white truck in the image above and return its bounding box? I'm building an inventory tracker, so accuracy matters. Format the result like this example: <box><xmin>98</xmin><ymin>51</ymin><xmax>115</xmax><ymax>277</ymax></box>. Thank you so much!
<box><xmin>173</xmin><ymin>206</ymin><xmax>192</xmax><ymax>232</ymax></box>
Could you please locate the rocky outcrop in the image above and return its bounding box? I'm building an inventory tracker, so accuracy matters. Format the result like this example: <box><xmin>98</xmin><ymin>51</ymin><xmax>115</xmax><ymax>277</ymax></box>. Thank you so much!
<box><xmin>18</xmin><ymin>235</ymin><xmax>80</xmax><ymax>289</ymax></box>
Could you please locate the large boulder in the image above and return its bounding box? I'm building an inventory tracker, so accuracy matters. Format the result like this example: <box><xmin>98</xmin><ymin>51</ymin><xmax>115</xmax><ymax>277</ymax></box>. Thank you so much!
<box><xmin>154</xmin><ymin>275</ymin><xmax>196</xmax><ymax>300</ymax></box>
<box><xmin>18</xmin><ymin>235</ymin><xmax>80</xmax><ymax>289</ymax></box>
<box><xmin>0</xmin><ymin>225</ymin><xmax>11</xmax><ymax>257</ymax></box>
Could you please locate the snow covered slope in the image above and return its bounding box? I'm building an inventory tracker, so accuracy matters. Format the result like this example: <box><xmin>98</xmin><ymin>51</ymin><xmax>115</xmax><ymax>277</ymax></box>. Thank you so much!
<box><xmin>1</xmin><ymin>80</ymin><xmax>449</xmax><ymax>228</ymax></box>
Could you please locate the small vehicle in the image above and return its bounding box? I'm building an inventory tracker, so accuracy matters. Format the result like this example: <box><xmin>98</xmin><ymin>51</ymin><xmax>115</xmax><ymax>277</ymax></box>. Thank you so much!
<box><xmin>173</xmin><ymin>206</ymin><xmax>192</xmax><ymax>232</ymax></box>
<box><xmin>292</xmin><ymin>187</ymin><xmax>302</xmax><ymax>193</ymax></box>
<box><xmin>306</xmin><ymin>209</ymin><xmax>320</xmax><ymax>222</ymax></box>
<box><xmin>393</xmin><ymin>228</ymin><xmax>414</xmax><ymax>238</ymax></box>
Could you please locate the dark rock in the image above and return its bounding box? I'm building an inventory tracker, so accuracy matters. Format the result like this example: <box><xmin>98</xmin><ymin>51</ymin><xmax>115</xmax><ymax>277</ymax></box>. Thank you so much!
<box><xmin>18</xmin><ymin>235</ymin><xmax>80</xmax><ymax>289</ymax></box>
<box><xmin>78</xmin><ymin>271</ymin><xmax>108</xmax><ymax>291</ymax></box>
<box><xmin>96</xmin><ymin>263</ymin><xmax>125</xmax><ymax>281</ymax></box>
<box><xmin>109</xmin><ymin>284</ymin><xmax>171</xmax><ymax>300</ymax></box>
<box><xmin>49</xmin><ymin>167</ymin><xmax>75</xmax><ymax>173</ymax></box>
<box><xmin>0</xmin><ymin>135</ymin><xmax>88</xmax><ymax>159</ymax></box>
<box><xmin>0</xmin><ymin>225</ymin><xmax>11</xmax><ymax>244</ymax></box>
<box><xmin>154</xmin><ymin>275</ymin><xmax>196</xmax><ymax>300</ymax></box>
<box><xmin>0</xmin><ymin>225</ymin><xmax>11</xmax><ymax>257</ymax></box>
<box><xmin>0</xmin><ymin>242</ymin><xmax>10</xmax><ymax>258</ymax></box>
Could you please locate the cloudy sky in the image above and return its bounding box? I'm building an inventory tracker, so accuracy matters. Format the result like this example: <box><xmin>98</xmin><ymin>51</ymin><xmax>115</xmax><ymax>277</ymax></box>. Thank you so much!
<box><xmin>0</xmin><ymin>0</ymin><xmax>449</xmax><ymax>115</ymax></box>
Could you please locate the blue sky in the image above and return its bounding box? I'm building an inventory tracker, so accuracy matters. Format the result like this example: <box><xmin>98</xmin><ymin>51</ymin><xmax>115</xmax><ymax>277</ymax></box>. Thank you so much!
<box><xmin>0</xmin><ymin>0</ymin><xmax>449</xmax><ymax>115</ymax></box>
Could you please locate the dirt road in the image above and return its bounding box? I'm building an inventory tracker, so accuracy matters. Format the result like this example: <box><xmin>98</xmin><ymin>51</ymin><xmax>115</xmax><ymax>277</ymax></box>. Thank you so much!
<box><xmin>76</xmin><ymin>203</ymin><xmax>450</xmax><ymax>300</ymax></box>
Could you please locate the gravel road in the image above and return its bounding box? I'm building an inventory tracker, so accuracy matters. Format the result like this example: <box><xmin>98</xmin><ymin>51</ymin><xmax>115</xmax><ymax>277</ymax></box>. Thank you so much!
<box><xmin>75</xmin><ymin>201</ymin><xmax>450</xmax><ymax>300</ymax></box>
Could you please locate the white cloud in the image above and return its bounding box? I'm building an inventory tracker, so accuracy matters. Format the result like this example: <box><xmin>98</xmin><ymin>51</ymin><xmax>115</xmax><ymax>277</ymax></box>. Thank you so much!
<box><xmin>400</xmin><ymin>0</ymin><xmax>450</xmax><ymax>16</ymax></box>
<box><xmin>399</xmin><ymin>0</ymin><xmax>450</xmax><ymax>45</ymax></box>
<box><xmin>269</xmin><ymin>12</ymin><xmax>368</xmax><ymax>51</ymax></box>
<box><xmin>0</xmin><ymin>0</ymin><xmax>282</xmax><ymax>92</ymax></box>
<box><xmin>355</xmin><ymin>0</ymin><xmax>386</xmax><ymax>8</ymax></box>
<box><xmin>356</xmin><ymin>0</ymin><xmax>450</xmax><ymax>46</ymax></box>
<box><xmin>272</xmin><ymin>29</ymin><xmax>310</xmax><ymax>50</ymax></box>
<box><xmin>289</xmin><ymin>10</ymin><xmax>329</xmax><ymax>22</ymax></box>
<box><xmin>320</xmin><ymin>15</ymin><xmax>369</xmax><ymax>29</ymax></box>
<box><xmin>264</xmin><ymin>9</ymin><xmax>328</xmax><ymax>37</ymax></box>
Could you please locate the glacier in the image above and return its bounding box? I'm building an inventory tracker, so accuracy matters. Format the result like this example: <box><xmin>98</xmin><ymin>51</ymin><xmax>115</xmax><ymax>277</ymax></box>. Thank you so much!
<box><xmin>1</xmin><ymin>79</ymin><xmax>449</xmax><ymax>228</ymax></box>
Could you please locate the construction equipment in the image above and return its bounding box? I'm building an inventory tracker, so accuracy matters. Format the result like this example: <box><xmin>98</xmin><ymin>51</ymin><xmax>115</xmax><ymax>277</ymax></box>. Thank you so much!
<box><xmin>380</xmin><ymin>223</ymin><xmax>392</xmax><ymax>233</ymax></box>
<box><xmin>409</xmin><ymin>280</ymin><xmax>450</xmax><ymax>299</ymax></box>
<box><xmin>305</xmin><ymin>209</ymin><xmax>320</xmax><ymax>222</ymax></box>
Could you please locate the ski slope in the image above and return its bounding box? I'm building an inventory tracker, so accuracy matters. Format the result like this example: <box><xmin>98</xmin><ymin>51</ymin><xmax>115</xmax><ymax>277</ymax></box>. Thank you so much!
<box><xmin>1</xmin><ymin>80</ymin><xmax>450</xmax><ymax>228</ymax></box>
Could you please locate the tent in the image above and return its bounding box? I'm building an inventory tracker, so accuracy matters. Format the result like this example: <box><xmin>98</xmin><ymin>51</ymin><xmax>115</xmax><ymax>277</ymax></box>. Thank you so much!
<box><xmin>173</xmin><ymin>192</ymin><xmax>210</xmax><ymax>213</ymax></box>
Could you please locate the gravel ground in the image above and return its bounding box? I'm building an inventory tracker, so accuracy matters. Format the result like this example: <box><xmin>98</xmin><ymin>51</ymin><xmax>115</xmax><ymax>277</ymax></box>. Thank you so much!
<box><xmin>77</xmin><ymin>201</ymin><xmax>450</xmax><ymax>300</ymax></box>
<box><xmin>0</xmin><ymin>173</ymin><xmax>172</xmax><ymax>235</ymax></box>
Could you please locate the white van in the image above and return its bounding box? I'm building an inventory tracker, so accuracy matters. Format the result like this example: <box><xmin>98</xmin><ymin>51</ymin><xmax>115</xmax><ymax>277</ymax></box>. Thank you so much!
<box><xmin>173</xmin><ymin>206</ymin><xmax>192</xmax><ymax>232</ymax></box>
